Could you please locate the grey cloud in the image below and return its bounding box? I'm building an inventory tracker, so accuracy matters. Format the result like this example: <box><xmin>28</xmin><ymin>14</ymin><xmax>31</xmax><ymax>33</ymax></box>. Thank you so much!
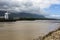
<box><xmin>0</xmin><ymin>0</ymin><xmax>40</xmax><ymax>14</ymax></box>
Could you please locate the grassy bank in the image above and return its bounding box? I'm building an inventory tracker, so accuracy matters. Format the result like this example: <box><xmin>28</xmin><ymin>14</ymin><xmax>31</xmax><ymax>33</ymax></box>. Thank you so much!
<box><xmin>33</xmin><ymin>28</ymin><xmax>60</xmax><ymax>40</ymax></box>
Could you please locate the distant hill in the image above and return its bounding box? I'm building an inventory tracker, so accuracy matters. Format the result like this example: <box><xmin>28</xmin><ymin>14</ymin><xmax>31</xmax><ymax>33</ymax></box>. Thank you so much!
<box><xmin>0</xmin><ymin>10</ymin><xmax>45</xmax><ymax>20</ymax></box>
<box><xmin>9</xmin><ymin>12</ymin><xmax>45</xmax><ymax>19</ymax></box>
<box><xmin>0</xmin><ymin>11</ymin><xmax>58</xmax><ymax>20</ymax></box>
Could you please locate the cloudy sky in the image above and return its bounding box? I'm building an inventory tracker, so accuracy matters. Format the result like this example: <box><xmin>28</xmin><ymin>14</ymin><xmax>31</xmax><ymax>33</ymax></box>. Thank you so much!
<box><xmin>0</xmin><ymin>0</ymin><xmax>60</xmax><ymax>19</ymax></box>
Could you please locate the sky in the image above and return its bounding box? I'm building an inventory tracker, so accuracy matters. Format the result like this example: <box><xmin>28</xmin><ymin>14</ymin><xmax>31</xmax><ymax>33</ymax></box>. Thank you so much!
<box><xmin>0</xmin><ymin>0</ymin><xmax>60</xmax><ymax>19</ymax></box>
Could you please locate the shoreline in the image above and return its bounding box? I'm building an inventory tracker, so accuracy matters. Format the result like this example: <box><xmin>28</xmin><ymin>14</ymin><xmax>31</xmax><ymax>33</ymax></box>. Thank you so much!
<box><xmin>33</xmin><ymin>28</ymin><xmax>60</xmax><ymax>40</ymax></box>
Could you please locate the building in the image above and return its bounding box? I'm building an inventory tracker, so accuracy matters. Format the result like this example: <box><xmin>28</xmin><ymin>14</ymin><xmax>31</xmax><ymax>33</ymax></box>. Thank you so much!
<box><xmin>4</xmin><ymin>12</ymin><xmax>9</xmax><ymax>19</ymax></box>
<box><xmin>0</xmin><ymin>11</ymin><xmax>10</xmax><ymax>20</ymax></box>
<box><xmin>0</xmin><ymin>11</ymin><xmax>6</xmax><ymax>19</ymax></box>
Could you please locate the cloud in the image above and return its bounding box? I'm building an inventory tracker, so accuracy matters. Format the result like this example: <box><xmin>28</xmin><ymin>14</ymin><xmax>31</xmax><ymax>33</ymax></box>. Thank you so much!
<box><xmin>39</xmin><ymin>0</ymin><xmax>60</xmax><ymax>8</ymax></box>
<box><xmin>0</xmin><ymin>0</ymin><xmax>60</xmax><ymax>14</ymax></box>
<box><xmin>50</xmin><ymin>15</ymin><xmax>60</xmax><ymax>17</ymax></box>
<box><xmin>0</xmin><ymin>0</ymin><xmax>40</xmax><ymax>14</ymax></box>
<box><xmin>46</xmin><ymin>15</ymin><xmax>60</xmax><ymax>19</ymax></box>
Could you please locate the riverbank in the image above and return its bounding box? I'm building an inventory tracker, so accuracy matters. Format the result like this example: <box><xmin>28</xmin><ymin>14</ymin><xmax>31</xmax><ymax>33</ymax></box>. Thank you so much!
<box><xmin>0</xmin><ymin>18</ymin><xmax>16</xmax><ymax>22</ymax></box>
<box><xmin>0</xmin><ymin>18</ymin><xmax>59</xmax><ymax>22</ymax></box>
<box><xmin>34</xmin><ymin>28</ymin><xmax>60</xmax><ymax>40</ymax></box>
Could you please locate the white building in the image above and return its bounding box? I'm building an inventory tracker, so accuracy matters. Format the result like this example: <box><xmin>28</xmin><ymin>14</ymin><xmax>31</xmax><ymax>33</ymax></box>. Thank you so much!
<box><xmin>4</xmin><ymin>12</ymin><xmax>9</xmax><ymax>19</ymax></box>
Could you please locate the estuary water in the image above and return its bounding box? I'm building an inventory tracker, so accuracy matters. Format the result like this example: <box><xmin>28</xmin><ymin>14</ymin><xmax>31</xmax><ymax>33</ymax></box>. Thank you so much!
<box><xmin>0</xmin><ymin>20</ymin><xmax>60</xmax><ymax>40</ymax></box>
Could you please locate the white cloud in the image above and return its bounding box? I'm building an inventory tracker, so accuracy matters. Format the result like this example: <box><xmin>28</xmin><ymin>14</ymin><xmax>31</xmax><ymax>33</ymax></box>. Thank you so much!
<box><xmin>0</xmin><ymin>0</ymin><xmax>60</xmax><ymax>14</ymax></box>
<box><xmin>50</xmin><ymin>15</ymin><xmax>60</xmax><ymax>17</ymax></box>
<box><xmin>39</xmin><ymin>0</ymin><xmax>60</xmax><ymax>8</ymax></box>
<box><xmin>46</xmin><ymin>15</ymin><xmax>60</xmax><ymax>19</ymax></box>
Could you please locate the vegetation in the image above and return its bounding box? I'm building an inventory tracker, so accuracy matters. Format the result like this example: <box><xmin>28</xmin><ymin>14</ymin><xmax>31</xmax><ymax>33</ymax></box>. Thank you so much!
<box><xmin>0</xmin><ymin>18</ymin><xmax>16</xmax><ymax>22</ymax></box>
<box><xmin>0</xmin><ymin>17</ymin><xmax>59</xmax><ymax>22</ymax></box>
<box><xmin>33</xmin><ymin>28</ymin><xmax>60</xmax><ymax>40</ymax></box>
<box><xmin>43</xmin><ymin>28</ymin><xmax>60</xmax><ymax>40</ymax></box>
<box><xmin>16</xmin><ymin>18</ymin><xmax>60</xmax><ymax>21</ymax></box>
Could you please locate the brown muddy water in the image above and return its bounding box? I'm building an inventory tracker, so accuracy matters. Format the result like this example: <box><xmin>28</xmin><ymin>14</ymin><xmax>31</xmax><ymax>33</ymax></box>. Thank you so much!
<box><xmin>0</xmin><ymin>20</ymin><xmax>60</xmax><ymax>40</ymax></box>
